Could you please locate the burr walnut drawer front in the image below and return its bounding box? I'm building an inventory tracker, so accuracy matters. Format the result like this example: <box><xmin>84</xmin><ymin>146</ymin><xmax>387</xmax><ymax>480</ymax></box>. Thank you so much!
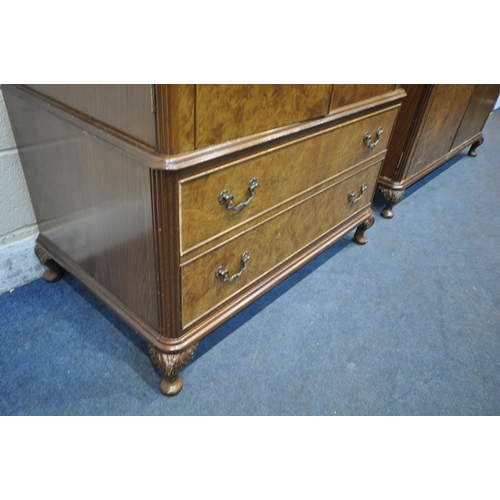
<box><xmin>179</xmin><ymin>106</ymin><xmax>399</xmax><ymax>254</ymax></box>
<box><xmin>181</xmin><ymin>159</ymin><xmax>382</xmax><ymax>327</ymax></box>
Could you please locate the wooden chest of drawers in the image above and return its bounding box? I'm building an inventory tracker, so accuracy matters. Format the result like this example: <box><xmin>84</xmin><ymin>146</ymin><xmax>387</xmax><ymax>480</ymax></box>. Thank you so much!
<box><xmin>3</xmin><ymin>84</ymin><xmax>404</xmax><ymax>395</ymax></box>
<box><xmin>379</xmin><ymin>84</ymin><xmax>500</xmax><ymax>218</ymax></box>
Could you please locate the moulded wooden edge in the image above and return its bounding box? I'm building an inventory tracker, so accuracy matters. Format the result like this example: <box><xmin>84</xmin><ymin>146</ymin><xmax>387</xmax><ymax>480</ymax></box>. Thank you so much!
<box><xmin>4</xmin><ymin>85</ymin><xmax>406</xmax><ymax>173</ymax></box>
<box><xmin>377</xmin><ymin>176</ymin><xmax>405</xmax><ymax>190</ymax></box>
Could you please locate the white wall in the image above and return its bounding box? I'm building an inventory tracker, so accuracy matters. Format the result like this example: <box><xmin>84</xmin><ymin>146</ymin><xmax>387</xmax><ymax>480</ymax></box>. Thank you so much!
<box><xmin>494</xmin><ymin>93</ymin><xmax>500</xmax><ymax>111</ymax></box>
<box><xmin>0</xmin><ymin>87</ymin><xmax>43</xmax><ymax>295</ymax></box>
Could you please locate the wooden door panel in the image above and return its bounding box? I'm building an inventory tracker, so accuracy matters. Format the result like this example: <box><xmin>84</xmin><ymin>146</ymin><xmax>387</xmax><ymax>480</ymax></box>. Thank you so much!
<box><xmin>407</xmin><ymin>84</ymin><xmax>475</xmax><ymax>177</ymax></box>
<box><xmin>452</xmin><ymin>84</ymin><xmax>500</xmax><ymax>148</ymax></box>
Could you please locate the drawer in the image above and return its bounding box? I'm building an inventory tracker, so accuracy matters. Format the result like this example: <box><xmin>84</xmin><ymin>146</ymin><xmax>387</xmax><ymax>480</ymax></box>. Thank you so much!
<box><xmin>179</xmin><ymin>105</ymin><xmax>399</xmax><ymax>254</ymax></box>
<box><xmin>181</xmin><ymin>159</ymin><xmax>382</xmax><ymax>327</ymax></box>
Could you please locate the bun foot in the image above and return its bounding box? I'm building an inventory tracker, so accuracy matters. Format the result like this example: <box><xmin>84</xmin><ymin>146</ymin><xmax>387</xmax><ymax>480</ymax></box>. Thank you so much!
<box><xmin>381</xmin><ymin>206</ymin><xmax>395</xmax><ymax>219</ymax></box>
<box><xmin>160</xmin><ymin>376</ymin><xmax>184</xmax><ymax>396</ymax></box>
<box><xmin>42</xmin><ymin>267</ymin><xmax>64</xmax><ymax>283</ymax></box>
<box><xmin>34</xmin><ymin>245</ymin><xmax>64</xmax><ymax>282</ymax></box>
<box><xmin>353</xmin><ymin>215</ymin><xmax>375</xmax><ymax>245</ymax></box>
<box><xmin>468</xmin><ymin>137</ymin><xmax>484</xmax><ymax>157</ymax></box>
<box><xmin>148</xmin><ymin>343</ymin><xmax>198</xmax><ymax>397</ymax></box>
<box><xmin>379</xmin><ymin>186</ymin><xmax>405</xmax><ymax>219</ymax></box>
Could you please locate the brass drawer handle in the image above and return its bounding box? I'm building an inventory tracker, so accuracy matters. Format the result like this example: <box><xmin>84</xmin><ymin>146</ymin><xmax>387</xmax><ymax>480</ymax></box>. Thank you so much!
<box><xmin>348</xmin><ymin>183</ymin><xmax>368</xmax><ymax>204</ymax></box>
<box><xmin>363</xmin><ymin>127</ymin><xmax>383</xmax><ymax>149</ymax></box>
<box><xmin>219</xmin><ymin>178</ymin><xmax>258</xmax><ymax>211</ymax></box>
<box><xmin>215</xmin><ymin>251</ymin><xmax>250</xmax><ymax>283</ymax></box>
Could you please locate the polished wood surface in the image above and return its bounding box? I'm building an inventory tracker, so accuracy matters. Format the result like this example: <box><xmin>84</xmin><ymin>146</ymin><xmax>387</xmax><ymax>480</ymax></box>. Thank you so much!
<box><xmin>330</xmin><ymin>85</ymin><xmax>396</xmax><ymax>109</ymax></box>
<box><xmin>406</xmin><ymin>85</ymin><xmax>475</xmax><ymax>178</ymax></box>
<box><xmin>150</xmin><ymin>168</ymin><xmax>183</xmax><ymax>340</ymax></box>
<box><xmin>181</xmin><ymin>160</ymin><xmax>382</xmax><ymax>327</ymax></box>
<box><xmin>23</xmin><ymin>84</ymin><xmax>403</xmax><ymax>157</ymax></box>
<box><xmin>179</xmin><ymin>106</ymin><xmax>399</xmax><ymax>253</ymax></box>
<box><xmin>155</xmin><ymin>85</ymin><xmax>196</xmax><ymax>154</ymax></box>
<box><xmin>379</xmin><ymin>84</ymin><xmax>500</xmax><ymax>218</ymax></box>
<box><xmin>3</xmin><ymin>84</ymin><xmax>404</xmax><ymax>394</ymax></box>
<box><xmin>452</xmin><ymin>84</ymin><xmax>500</xmax><ymax>149</ymax></box>
<box><xmin>379</xmin><ymin>84</ymin><xmax>426</xmax><ymax>182</ymax></box>
<box><xmin>26</xmin><ymin>84</ymin><xmax>157</xmax><ymax>148</ymax></box>
<box><xmin>194</xmin><ymin>84</ymin><xmax>332</xmax><ymax>149</ymax></box>
<box><xmin>3</xmin><ymin>87</ymin><xmax>160</xmax><ymax>331</ymax></box>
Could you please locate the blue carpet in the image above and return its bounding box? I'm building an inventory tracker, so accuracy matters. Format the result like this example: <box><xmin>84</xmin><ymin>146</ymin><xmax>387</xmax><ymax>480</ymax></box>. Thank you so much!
<box><xmin>1</xmin><ymin>112</ymin><xmax>499</xmax><ymax>416</ymax></box>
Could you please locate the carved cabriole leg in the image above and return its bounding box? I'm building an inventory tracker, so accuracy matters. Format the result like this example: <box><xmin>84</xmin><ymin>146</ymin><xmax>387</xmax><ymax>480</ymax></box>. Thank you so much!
<box><xmin>467</xmin><ymin>137</ymin><xmax>484</xmax><ymax>157</ymax></box>
<box><xmin>148</xmin><ymin>343</ymin><xmax>198</xmax><ymax>396</ymax></box>
<box><xmin>379</xmin><ymin>186</ymin><xmax>406</xmax><ymax>219</ymax></box>
<box><xmin>34</xmin><ymin>244</ymin><xmax>64</xmax><ymax>282</ymax></box>
<box><xmin>353</xmin><ymin>215</ymin><xmax>375</xmax><ymax>245</ymax></box>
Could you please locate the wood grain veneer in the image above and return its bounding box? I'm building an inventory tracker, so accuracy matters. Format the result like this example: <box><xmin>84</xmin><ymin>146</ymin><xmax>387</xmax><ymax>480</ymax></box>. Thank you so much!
<box><xmin>330</xmin><ymin>84</ymin><xmax>397</xmax><ymax>109</ymax></box>
<box><xmin>179</xmin><ymin>106</ymin><xmax>399</xmax><ymax>253</ymax></box>
<box><xmin>2</xmin><ymin>84</ymin><xmax>404</xmax><ymax>396</ymax></box>
<box><xmin>195</xmin><ymin>84</ymin><xmax>333</xmax><ymax>149</ymax></box>
<box><xmin>4</xmin><ymin>87</ymin><xmax>159</xmax><ymax>331</ymax></box>
<box><xmin>451</xmin><ymin>84</ymin><xmax>500</xmax><ymax>149</ymax></box>
<box><xmin>26</xmin><ymin>84</ymin><xmax>157</xmax><ymax>148</ymax></box>
<box><xmin>379</xmin><ymin>84</ymin><xmax>500</xmax><ymax>218</ymax></box>
<box><xmin>406</xmin><ymin>85</ymin><xmax>475</xmax><ymax>178</ymax></box>
<box><xmin>181</xmin><ymin>159</ymin><xmax>382</xmax><ymax>327</ymax></box>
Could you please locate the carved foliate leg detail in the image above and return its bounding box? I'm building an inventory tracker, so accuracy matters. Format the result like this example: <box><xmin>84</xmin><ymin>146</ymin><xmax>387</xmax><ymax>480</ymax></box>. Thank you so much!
<box><xmin>468</xmin><ymin>137</ymin><xmax>484</xmax><ymax>157</ymax></box>
<box><xmin>379</xmin><ymin>186</ymin><xmax>406</xmax><ymax>219</ymax></box>
<box><xmin>353</xmin><ymin>215</ymin><xmax>375</xmax><ymax>245</ymax></box>
<box><xmin>34</xmin><ymin>245</ymin><xmax>64</xmax><ymax>283</ymax></box>
<box><xmin>148</xmin><ymin>343</ymin><xmax>198</xmax><ymax>396</ymax></box>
